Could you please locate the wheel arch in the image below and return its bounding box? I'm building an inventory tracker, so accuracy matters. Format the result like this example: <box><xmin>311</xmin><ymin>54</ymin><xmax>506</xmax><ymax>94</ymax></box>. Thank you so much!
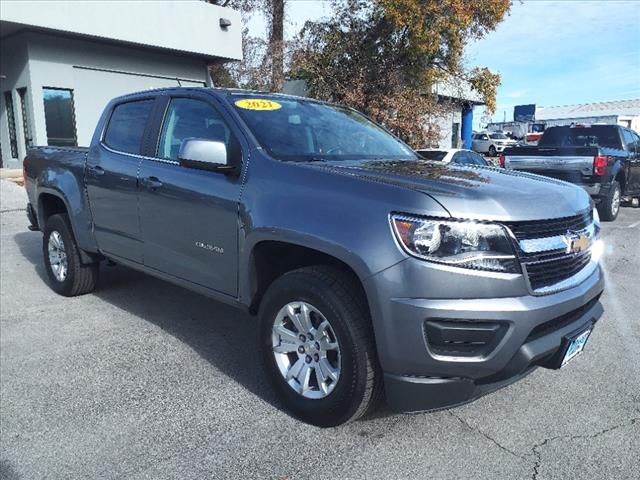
<box><xmin>37</xmin><ymin>189</ymin><xmax>71</xmax><ymax>226</ymax></box>
<box><xmin>37</xmin><ymin>188</ymin><xmax>100</xmax><ymax>264</ymax></box>
<box><xmin>244</xmin><ymin>238</ymin><xmax>371</xmax><ymax>317</ymax></box>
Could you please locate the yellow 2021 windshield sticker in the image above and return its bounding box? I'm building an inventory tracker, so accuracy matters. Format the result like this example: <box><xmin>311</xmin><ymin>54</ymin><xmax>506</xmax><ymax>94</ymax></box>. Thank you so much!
<box><xmin>235</xmin><ymin>99</ymin><xmax>282</xmax><ymax>111</ymax></box>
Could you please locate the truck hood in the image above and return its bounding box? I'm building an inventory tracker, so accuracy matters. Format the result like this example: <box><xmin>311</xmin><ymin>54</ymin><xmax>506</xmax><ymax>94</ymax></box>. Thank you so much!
<box><xmin>310</xmin><ymin>159</ymin><xmax>591</xmax><ymax>222</ymax></box>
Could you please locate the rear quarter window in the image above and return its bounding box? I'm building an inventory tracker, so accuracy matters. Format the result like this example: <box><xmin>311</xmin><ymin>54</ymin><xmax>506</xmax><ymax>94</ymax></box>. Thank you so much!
<box><xmin>104</xmin><ymin>100</ymin><xmax>154</xmax><ymax>154</ymax></box>
<box><xmin>539</xmin><ymin>126</ymin><xmax>622</xmax><ymax>149</ymax></box>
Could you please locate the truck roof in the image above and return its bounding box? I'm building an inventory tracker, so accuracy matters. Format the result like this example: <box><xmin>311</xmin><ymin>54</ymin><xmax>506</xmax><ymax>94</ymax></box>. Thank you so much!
<box><xmin>110</xmin><ymin>86</ymin><xmax>315</xmax><ymax>104</ymax></box>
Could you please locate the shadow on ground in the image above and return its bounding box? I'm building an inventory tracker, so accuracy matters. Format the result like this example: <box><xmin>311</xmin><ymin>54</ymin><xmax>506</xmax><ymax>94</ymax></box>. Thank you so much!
<box><xmin>14</xmin><ymin>231</ymin><xmax>394</xmax><ymax>422</ymax></box>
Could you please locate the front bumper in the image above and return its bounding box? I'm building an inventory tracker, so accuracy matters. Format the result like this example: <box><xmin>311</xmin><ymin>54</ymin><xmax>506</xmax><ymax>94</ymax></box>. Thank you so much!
<box><xmin>365</xmin><ymin>259</ymin><xmax>605</xmax><ymax>413</ymax></box>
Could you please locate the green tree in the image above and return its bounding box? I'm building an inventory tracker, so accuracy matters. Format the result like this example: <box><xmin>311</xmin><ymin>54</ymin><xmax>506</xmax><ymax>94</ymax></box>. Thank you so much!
<box><xmin>291</xmin><ymin>0</ymin><xmax>511</xmax><ymax>146</ymax></box>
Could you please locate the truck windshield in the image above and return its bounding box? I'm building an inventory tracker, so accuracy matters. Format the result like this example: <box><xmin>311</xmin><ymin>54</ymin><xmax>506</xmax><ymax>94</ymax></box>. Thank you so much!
<box><xmin>489</xmin><ymin>133</ymin><xmax>508</xmax><ymax>139</ymax></box>
<box><xmin>231</xmin><ymin>96</ymin><xmax>417</xmax><ymax>162</ymax></box>
<box><xmin>538</xmin><ymin>126</ymin><xmax>622</xmax><ymax>149</ymax></box>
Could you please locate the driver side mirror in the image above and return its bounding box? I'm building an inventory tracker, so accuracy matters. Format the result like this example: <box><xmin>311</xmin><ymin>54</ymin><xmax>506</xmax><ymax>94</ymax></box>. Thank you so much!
<box><xmin>178</xmin><ymin>139</ymin><xmax>237</xmax><ymax>174</ymax></box>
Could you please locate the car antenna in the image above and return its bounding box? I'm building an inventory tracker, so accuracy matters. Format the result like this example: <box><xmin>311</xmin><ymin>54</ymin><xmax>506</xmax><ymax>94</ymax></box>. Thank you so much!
<box><xmin>176</xmin><ymin>77</ymin><xmax>182</xmax><ymax>87</ymax></box>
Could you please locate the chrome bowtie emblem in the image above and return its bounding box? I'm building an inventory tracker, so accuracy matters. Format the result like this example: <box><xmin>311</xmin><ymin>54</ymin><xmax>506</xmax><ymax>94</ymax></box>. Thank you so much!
<box><xmin>564</xmin><ymin>230</ymin><xmax>590</xmax><ymax>254</ymax></box>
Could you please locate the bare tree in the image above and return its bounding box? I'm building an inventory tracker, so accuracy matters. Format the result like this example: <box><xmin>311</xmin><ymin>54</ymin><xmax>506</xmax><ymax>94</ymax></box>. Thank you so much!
<box><xmin>270</xmin><ymin>0</ymin><xmax>285</xmax><ymax>91</ymax></box>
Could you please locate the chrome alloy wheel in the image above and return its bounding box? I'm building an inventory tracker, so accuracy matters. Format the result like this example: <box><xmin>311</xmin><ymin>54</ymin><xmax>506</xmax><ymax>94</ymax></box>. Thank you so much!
<box><xmin>271</xmin><ymin>302</ymin><xmax>341</xmax><ymax>399</ymax></box>
<box><xmin>612</xmin><ymin>188</ymin><xmax>621</xmax><ymax>217</ymax></box>
<box><xmin>48</xmin><ymin>230</ymin><xmax>68</xmax><ymax>282</ymax></box>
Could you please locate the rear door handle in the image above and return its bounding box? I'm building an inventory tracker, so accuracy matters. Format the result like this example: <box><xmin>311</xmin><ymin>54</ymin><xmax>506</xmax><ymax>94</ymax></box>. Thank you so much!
<box><xmin>88</xmin><ymin>165</ymin><xmax>105</xmax><ymax>176</ymax></box>
<box><xmin>143</xmin><ymin>176</ymin><xmax>164</xmax><ymax>190</ymax></box>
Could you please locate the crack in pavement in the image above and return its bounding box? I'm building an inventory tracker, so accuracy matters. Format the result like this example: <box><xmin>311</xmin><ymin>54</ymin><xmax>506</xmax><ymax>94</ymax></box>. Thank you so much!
<box><xmin>450</xmin><ymin>411</ymin><xmax>639</xmax><ymax>480</ymax></box>
<box><xmin>530</xmin><ymin>417</ymin><xmax>639</xmax><ymax>480</ymax></box>
<box><xmin>0</xmin><ymin>208</ymin><xmax>25</xmax><ymax>214</ymax></box>
<box><xmin>449</xmin><ymin>411</ymin><xmax>525</xmax><ymax>460</ymax></box>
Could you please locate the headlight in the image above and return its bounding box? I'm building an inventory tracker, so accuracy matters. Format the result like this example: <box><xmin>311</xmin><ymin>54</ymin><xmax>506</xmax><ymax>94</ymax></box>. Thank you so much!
<box><xmin>593</xmin><ymin>207</ymin><xmax>600</xmax><ymax>231</ymax></box>
<box><xmin>391</xmin><ymin>214</ymin><xmax>519</xmax><ymax>273</ymax></box>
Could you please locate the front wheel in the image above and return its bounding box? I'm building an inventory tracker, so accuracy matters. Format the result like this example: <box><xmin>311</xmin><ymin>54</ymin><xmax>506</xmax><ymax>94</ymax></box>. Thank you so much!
<box><xmin>598</xmin><ymin>181</ymin><xmax>621</xmax><ymax>221</ymax></box>
<box><xmin>42</xmin><ymin>214</ymin><xmax>99</xmax><ymax>296</ymax></box>
<box><xmin>488</xmin><ymin>145</ymin><xmax>497</xmax><ymax>157</ymax></box>
<box><xmin>259</xmin><ymin>266</ymin><xmax>380</xmax><ymax>427</ymax></box>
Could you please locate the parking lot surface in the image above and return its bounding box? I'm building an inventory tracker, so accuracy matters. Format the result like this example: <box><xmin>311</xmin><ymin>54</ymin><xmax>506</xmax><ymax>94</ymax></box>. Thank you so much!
<box><xmin>1</xmin><ymin>179</ymin><xmax>639</xmax><ymax>480</ymax></box>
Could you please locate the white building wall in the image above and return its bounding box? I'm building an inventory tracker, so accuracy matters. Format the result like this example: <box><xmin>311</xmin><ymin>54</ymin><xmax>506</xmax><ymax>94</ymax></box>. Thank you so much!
<box><xmin>540</xmin><ymin>114</ymin><xmax>639</xmax><ymax>132</ymax></box>
<box><xmin>542</xmin><ymin>115</ymin><xmax>618</xmax><ymax>128</ymax></box>
<box><xmin>429</xmin><ymin>110</ymin><xmax>462</xmax><ymax>149</ymax></box>
<box><xmin>1</xmin><ymin>31</ymin><xmax>214</xmax><ymax>165</ymax></box>
<box><xmin>618</xmin><ymin>116</ymin><xmax>640</xmax><ymax>131</ymax></box>
<box><xmin>26</xmin><ymin>32</ymin><xmax>211</xmax><ymax>148</ymax></box>
<box><xmin>1</xmin><ymin>0</ymin><xmax>242</xmax><ymax>61</ymax></box>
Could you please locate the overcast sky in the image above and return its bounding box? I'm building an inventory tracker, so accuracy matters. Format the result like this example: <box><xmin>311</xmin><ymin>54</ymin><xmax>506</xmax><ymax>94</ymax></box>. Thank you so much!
<box><xmin>247</xmin><ymin>0</ymin><xmax>640</xmax><ymax>123</ymax></box>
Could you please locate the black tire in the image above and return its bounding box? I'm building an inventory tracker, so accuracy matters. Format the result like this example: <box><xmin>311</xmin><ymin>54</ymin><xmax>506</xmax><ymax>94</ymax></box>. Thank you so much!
<box><xmin>597</xmin><ymin>181</ymin><xmax>621</xmax><ymax>221</ymax></box>
<box><xmin>42</xmin><ymin>214</ymin><xmax>99</xmax><ymax>296</ymax></box>
<box><xmin>488</xmin><ymin>145</ymin><xmax>497</xmax><ymax>157</ymax></box>
<box><xmin>259</xmin><ymin>266</ymin><xmax>380</xmax><ymax>427</ymax></box>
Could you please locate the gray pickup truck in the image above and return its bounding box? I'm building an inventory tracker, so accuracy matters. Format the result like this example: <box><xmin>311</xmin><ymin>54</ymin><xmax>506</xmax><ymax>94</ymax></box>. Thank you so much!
<box><xmin>24</xmin><ymin>88</ymin><xmax>605</xmax><ymax>427</ymax></box>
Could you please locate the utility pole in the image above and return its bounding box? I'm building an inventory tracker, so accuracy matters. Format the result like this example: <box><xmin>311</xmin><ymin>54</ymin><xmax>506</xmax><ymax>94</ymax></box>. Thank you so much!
<box><xmin>271</xmin><ymin>0</ymin><xmax>285</xmax><ymax>92</ymax></box>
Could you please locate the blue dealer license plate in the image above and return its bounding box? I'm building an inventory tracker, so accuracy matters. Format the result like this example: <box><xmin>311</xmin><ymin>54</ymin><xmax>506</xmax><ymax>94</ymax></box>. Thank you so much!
<box><xmin>561</xmin><ymin>328</ymin><xmax>592</xmax><ymax>367</ymax></box>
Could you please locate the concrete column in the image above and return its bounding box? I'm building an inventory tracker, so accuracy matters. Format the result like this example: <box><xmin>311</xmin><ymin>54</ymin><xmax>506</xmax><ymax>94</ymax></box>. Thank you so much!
<box><xmin>461</xmin><ymin>103</ymin><xmax>473</xmax><ymax>149</ymax></box>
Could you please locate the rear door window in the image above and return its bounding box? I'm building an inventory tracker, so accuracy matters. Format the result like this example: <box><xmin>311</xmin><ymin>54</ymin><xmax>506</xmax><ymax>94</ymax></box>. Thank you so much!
<box><xmin>104</xmin><ymin>100</ymin><xmax>155</xmax><ymax>155</ymax></box>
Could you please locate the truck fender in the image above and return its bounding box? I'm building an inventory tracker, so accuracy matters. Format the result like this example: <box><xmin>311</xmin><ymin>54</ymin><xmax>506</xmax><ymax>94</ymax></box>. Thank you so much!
<box><xmin>240</xmin><ymin>228</ymin><xmax>374</xmax><ymax>307</ymax></box>
<box><xmin>609</xmin><ymin>159</ymin><xmax>626</xmax><ymax>186</ymax></box>
<box><xmin>35</xmin><ymin>171</ymin><xmax>99</xmax><ymax>258</ymax></box>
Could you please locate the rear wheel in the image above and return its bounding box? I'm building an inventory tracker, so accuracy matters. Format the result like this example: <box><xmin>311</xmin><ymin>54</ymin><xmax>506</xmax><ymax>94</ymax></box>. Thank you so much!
<box><xmin>598</xmin><ymin>181</ymin><xmax>621</xmax><ymax>221</ymax></box>
<box><xmin>488</xmin><ymin>145</ymin><xmax>497</xmax><ymax>157</ymax></box>
<box><xmin>259</xmin><ymin>266</ymin><xmax>380</xmax><ymax>427</ymax></box>
<box><xmin>42</xmin><ymin>214</ymin><xmax>99</xmax><ymax>296</ymax></box>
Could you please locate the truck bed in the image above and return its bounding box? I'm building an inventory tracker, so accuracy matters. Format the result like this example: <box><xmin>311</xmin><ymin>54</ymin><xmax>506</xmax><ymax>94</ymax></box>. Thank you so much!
<box><xmin>504</xmin><ymin>145</ymin><xmax>599</xmax><ymax>183</ymax></box>
<box><xmin>23</xmin><ymin>145</ymin><xmax>92</xmax><ymax>245</ymax></box>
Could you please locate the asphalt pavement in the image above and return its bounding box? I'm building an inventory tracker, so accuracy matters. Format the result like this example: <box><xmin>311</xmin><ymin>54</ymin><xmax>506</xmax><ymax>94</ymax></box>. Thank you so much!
<box><xmin>1</xmin><ymin>179</ymin><xmax>639</xmax><ymax>480</ymax></box>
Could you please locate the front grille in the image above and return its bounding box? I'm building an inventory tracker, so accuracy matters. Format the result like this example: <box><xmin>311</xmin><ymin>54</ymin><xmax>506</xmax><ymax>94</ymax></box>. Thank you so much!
<box><xmin>524</xmin><ymin>250</ymin><xmax>592</xmax><ymax>291</ymax></box>
<box><xmin>506</xmin><ymin>209</ymin><xmax>595</xmax><ymax>292</ymax></box>
<box><xmin>505</xmin><ymin>209</ymin><xmax>592</xmax><ymax>240</ymax></box>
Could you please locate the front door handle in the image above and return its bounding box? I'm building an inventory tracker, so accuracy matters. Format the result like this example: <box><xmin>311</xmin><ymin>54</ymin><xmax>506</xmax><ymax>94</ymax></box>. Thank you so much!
<box><xmin>143</xmin><ymin>176</ymin><xmax>164</xmax><ymax>190</ymax></box>
<box><xmin>88</xmin><ymin>165</ymin><xmax>105</xmax><ymax>176</ymax></box>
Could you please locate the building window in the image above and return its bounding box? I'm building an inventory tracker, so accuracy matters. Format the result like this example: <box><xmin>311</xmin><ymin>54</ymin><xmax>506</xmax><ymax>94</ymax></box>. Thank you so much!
<box><xmin>43</xmin><ymin>88</ymin><xmax>78</xmax><ymax>147</ymax></box>
<box><xmin>3</xmin><ymin>91</ymin><xmax>19</xmax><ymax>159</ymax></box>
<box><xmin>103</xmin><ymin>100</ymin><xmax>155</xmax><ymax>155</ymax></box>
<box><xmin>451</xmin><ymin>122</ymin><xmax>460</xmax><ymax>148</ymax></box>
<box><xmin>17</xmin><ymin>88</ymin><xmax>32</xmax><ymax>151</ymax></box>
